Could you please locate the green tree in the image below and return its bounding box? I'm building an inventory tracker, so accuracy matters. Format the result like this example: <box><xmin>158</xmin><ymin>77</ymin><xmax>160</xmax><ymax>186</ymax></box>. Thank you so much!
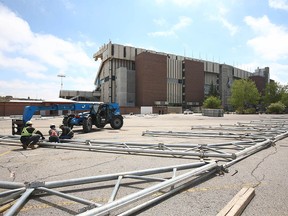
<box><xmin>208</xmin><ymin>81</ymin><xmax>219</xmax><ymax>97</ymax></box>
<box><xmin>266</xmin><ymin>102</ymin><xmax>286</xmax><ymax>114</ymax></box>
<box><xmin>281</xmin><ymin>92</ymin><xmax>288</xmax><ymax>108</ymax></box>
<box><xmin>262</xmin><ymin>82</ymin><xmax>283</xmax><ymax>106</ymax></box>
<box><xmin>229</xmin><ymin>79</ymin><xmax>260</xmax><ymax>113</ymax></box>
<box><xmin>203</xmin><ymin>96</ymin><xmax>222</xmax><ymax>109</ymax></box>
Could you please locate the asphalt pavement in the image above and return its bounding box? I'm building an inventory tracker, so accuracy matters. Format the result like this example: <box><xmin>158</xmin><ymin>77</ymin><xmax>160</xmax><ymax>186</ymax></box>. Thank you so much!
<box><xmin>0</xmin><ymin>113</ymin><xmax>288</xmax><ymax>216</ymax></box>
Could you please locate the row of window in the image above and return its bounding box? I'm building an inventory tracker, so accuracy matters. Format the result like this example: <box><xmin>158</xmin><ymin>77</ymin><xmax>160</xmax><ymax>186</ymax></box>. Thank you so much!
<box><xmin>100</xmin><ymin>76</ymin><xmax>115</xmax><ymax>85</ymax></box>
<box><xmin>111</xmin><ymin>45</ymin><xmax>138</xmax><ymax>59</ymax></box>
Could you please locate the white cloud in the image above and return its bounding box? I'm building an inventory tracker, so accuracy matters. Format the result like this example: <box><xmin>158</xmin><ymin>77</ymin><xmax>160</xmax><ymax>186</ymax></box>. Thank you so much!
<box><xmin>153</xmin><ymin>18</ymin><xmax>167</xmax><ymax>26</ymax></box>
<box><xmin>209</xmin><ymin>5</ymin><xmax>238</xmax><ymax>36</ymax></box>
<box><xmin>62</xmin><ymin>0</ymin><xmax>75</xmax><ymax>11</ymax></box>
<box><xmin>0</xmin><ymin>79</ymin><xmax>58</xmax><ymax>99</ymax></box>
<box><xmin>0</xmin><ymin>53</ymin><xmax>47</xmax><ymax>77</ymax></box>
<box><xmin>0</xmin><ymin>4</ymin><xmax>96</xmax><ymax>99</ymax></box>
<box><xmin>244</xmin><ymin>15</ymin><xmax>288</xmax><ymax>61</ymax></box>
<box><xmin>0</xmin><ymin>5</ymin><xmax>33</xmax><ymax>52</ymax></box>
<box><xmin>269</xmin><ymin>0</ymin><xmax>288</xmax><ymax>10</ymax></box>
<box><xmin>218</xmin><ymin>17</ymin><xmax>238</xmax><ymax>36</ymax></box>
<box><xmin>268</xmin><ymin>63</ymin><xmax>288</xmax><ymax>84</ymax></box>
<box><xmin>155</xmin><ymin>0</ymin><xmax>203</xmax><ymax>7</ymax></box>
<box><xmin>148</xmin><ymin>16</ymin><xmax>192</xmax><ymax>37</ymax></box>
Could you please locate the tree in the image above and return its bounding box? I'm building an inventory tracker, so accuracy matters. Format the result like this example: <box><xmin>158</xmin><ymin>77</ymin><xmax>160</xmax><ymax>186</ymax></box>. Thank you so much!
<box><xmin>266</xmin><ymin>102</ymin><xmax>286</xmax><ymax>114</ymax></box>
<box><xmin>281</xmin><ymin>92</ymin><xmax>288</xmax><ymax>108</ymax></box>
<box><xmin>208</xmin><ymin>81</ymin><xmax>219</xmax><ymax>97</ymax></box>
<box><xmin>203</xmin><ymin>96</ymin><xmax>222</xmax><ymax>109</ymax></box>
<box><xmin>262</xmin><ymin>82</ymin><xmax>283</xmax><ymax>107</ymax></box>
<box><xmin>229</xmin><ymin>79</ymin><xmax>260</xmax><ymax>113</ymax></box>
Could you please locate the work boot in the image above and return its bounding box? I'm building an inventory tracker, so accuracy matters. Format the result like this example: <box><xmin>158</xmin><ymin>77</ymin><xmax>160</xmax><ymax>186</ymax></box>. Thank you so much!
<box><xmin>22</xmin><ymin>144</ymin><xmax>27</xmax><ymax>150</ymax></box>
<box><xmin>28</xmin><ymin>143</ymin><xmax>36</xmax><ymax>149</ymax></box>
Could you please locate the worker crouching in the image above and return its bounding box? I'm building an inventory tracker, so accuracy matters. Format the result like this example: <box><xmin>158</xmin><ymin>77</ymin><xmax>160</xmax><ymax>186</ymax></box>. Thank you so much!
<box><xmin>20</xmin><ymin>121</ymin><xmax>45</xmax><ymax>149</ymax></box>
<box><xmin>48</xmin><ymin>124</ymin><xmax>60</xmax><ymax>143</ymax></box>
<box><xmin>59</xmin><ymin>124</ymin><xmax>74</xmax><ymax>139</ymax></box>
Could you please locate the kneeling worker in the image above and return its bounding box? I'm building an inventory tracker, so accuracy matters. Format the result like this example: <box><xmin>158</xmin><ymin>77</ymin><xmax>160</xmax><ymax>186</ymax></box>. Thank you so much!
<box><xmin>59</xmin><ymin>124</ymin><xmax>74</xmax><ymax>139</ymax></box>
<box><xmin>48</xmin><ymin>124</ymin><xmax>60</xmax><ymax>143</ymax></box>
<box><xmin>20</xmin><ymin>121</ymin><xmax>45</xmax><ymax>149</ymax></box>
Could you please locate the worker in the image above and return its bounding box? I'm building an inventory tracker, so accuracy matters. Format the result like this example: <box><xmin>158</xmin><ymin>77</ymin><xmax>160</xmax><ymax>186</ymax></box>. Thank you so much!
<box><xmin>48</xmin><ymin>124</ymin><xmax>60</xmax><ymax>143</ymax></box>
<box><xmin>59</xmin><ymin>124</ymin><xmax>74</xmax><ymax>139</ymax></box>
<box><xmin>20</xmin><ymin>121</ymin><xmax>45</xmax><ymax>150</ymax></box>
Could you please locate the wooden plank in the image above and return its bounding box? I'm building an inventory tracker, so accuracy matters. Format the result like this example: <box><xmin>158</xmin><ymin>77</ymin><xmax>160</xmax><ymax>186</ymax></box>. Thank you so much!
<box><xmin>227</xmin><ymin>187</ymin><xmax>255</xmax><ymax>216</ymax></box>
<box><xmin>217</xmin><ymin>187</ymin><xmax>255</xmax><ymax>216</ymax></box>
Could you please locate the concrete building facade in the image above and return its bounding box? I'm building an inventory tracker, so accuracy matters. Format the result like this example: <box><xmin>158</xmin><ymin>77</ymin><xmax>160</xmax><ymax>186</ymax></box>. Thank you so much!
<box><xmin>93</xmin><ymin>41</ymin><xmax>269</xmax><ymax>112</ymax></box>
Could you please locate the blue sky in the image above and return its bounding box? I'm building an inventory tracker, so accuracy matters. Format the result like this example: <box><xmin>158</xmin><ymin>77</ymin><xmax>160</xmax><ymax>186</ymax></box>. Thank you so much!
<box><xmin>0</xmin><ymin>0</ymin><xmax>288</xmax><ymax>100</ymax></box>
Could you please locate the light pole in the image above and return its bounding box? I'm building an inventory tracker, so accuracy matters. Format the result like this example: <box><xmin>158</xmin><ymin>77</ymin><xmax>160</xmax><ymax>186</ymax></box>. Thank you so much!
<box><xmin>57</xmin><ymin>74</ymin><xmax>66</xmax><ymax>90</ymax></box>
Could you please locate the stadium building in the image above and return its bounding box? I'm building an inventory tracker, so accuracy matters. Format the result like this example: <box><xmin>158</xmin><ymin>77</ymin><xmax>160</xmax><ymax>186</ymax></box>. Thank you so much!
<box><xmin>92</xmin><ymin>41</ymin><xmax>269</xmax><ymax>113</ymax></box>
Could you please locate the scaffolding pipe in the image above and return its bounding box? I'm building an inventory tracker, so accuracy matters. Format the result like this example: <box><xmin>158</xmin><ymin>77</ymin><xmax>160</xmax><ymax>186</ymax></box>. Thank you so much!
<box><xmin>78</xmin><ymin>162</ymin><xmax>218</xmax><ymax>216</ymax></box>
<box><xmin>0</xmin><ymin>188</ymin><xmax>25</xmax><ymax>198</ymax></box>
<box><xmin>235</xmin><ymin>139</ymin><xmax>272</xmax><ymax>158</ymax></box>
<box><xmin>273</xmin><ymin>131</ymin><xmax>288</xmax><ymax>142</ymax></box>
<box><xmin>118</xmin><ymin>168</ymin><xmax>218</xmax><ymax>216</ymax></box>
<box><xmin>44</xmin><ymin>162</ymin><xmax>206</xmax><ymax>189</ymax></box>
<box><xmin>0</xmin><ymin>189</ymin><xmax>25</xmax><ymax>206</ymax></box>
<box><xmin>4</xmin><ymin>188</ymin><xmax>34</xmax><ymax>216</ymax></box>
<box><xmin>0</xmin><ymin>181</ymin><xmax>25</xmax><ymax>189</ymax></box>
<box><xmin>37</xmin><ymin>187</ymin><xmax>100</xmax><ymax>207</ymax></box>
<box><xmin>39</xmin><ymin>142</ymin><xmax>235</xmax><ymax>159</ymax></box>
<box><xmin>142</xmin><ymin>130</ymin><xmax>266</xmax><ymax>139</ymax></box>
<box><xmin>63</xmin><ymin>138</ymin><xmax>263</xmax><ymax>149</ymax></box>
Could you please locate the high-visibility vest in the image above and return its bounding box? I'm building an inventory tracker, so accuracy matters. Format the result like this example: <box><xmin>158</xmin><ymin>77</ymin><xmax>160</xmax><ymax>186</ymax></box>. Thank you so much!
<box><xmin>21</xmin><ymin>127</ymin><xmax>34</xmax><ymax>137</ymax></box>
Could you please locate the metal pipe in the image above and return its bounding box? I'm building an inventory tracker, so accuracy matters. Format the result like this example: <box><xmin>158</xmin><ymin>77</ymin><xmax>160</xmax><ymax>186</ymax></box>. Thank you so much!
<box><xmin>118</xmin><ymin>168</ymin><xmax>218</xmax><ymax>216</ymax></box>
<box><xmin>39</xmin><ymin>142</ymin><xmax>235</xmax><ymax>159</ymax></box>
<box><xmin>61</xmin><ymin>138</ymin><xmax>261</xmax><ymax>148</ymax></box>
<box><xmin>235</xmin><ymin>139</ymin><xmax>272</xmax><ymax>158</ymax></box>
<box><xmin>108</xmin><ymin>176</ymin><xmax>123</xmax><ymax>203</ymax></box>
<box><xmin>0</xmin><ymin>188</ymin><xmax>25</xmax><ymax>205</ymax></box>
<box><xmin>0</xmin><ymin>181</ymin><xmax>25</xmax><ymax>189</ymax></box>
<box><xmin>45</xmin><ymin>162</ymin><xmax>206</xmax><ymax>188</ymax></box>
<box><xmin>37</xmin><ymin>187</ymin><xmax>100</xmax><ymax>207</ymax></box>
<box><xmin>123</xmin><ymin>175</ymin><xmax>166</xmax><ymax>182</ymax></box>
<box><xmin>273</xmin><ymin>131</ymin><xmax>288</xmax><ymax>142</ymax></box>
<box><xmin>0</xmin><ymin>188</ymin><xmax>25</xmax><ymax>197</ymax></box>
<box><xmin>142</xmin><ymin>130</ymin><xmax>266</xmax><ymax>139</ymax></box>
<box><xmin>4</xmin><ymin>188</ymin><xmax>34</xmax><ymax>216</ymax></box>
<box><xmin>78</xmin><ymin>161</ymin><xmax>218</xmax><ymax>216</ymax></box>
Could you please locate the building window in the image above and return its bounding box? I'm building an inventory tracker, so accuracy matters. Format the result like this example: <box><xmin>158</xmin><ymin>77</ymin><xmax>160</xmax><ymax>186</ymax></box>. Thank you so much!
<box><xmin>104</xmin><ymin>76</ymin><xmax>109</xmax><ymax>82</ymax></box>
<box><xmin>124</xmin><ymin>47</ymin><xmax>126</xmax><ymax>58</ymax></box>
<box><xmin>111</xmin><ymin>45</ymin><xmax>114</xmax><ymax>56</ymax></box>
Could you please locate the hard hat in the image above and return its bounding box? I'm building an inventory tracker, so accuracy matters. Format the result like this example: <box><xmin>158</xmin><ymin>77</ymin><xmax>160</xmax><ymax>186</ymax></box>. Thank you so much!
<box><xmin>26</xmin><ymin>121</ymin><xmax>33</xmax><ymax>126</ymax></box>
<box><xmin>50</xmin><ymin>124</ymin><xmax>56</xmax><ymax>128</ymax></box>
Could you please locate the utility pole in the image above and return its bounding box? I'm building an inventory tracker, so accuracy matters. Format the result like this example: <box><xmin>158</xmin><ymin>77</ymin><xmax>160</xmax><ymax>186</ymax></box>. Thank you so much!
<box><xmin>57</xmin><ymin>74</ymin><xmax>66</xmax><ymax>90</ymax></box>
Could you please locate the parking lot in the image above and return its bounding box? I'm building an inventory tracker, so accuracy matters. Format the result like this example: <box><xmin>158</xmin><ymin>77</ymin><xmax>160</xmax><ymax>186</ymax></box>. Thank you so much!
<box><xmin>1</xmin><ymin>113</ymin><xmax>288</xmax><ymax>215</ymax></box>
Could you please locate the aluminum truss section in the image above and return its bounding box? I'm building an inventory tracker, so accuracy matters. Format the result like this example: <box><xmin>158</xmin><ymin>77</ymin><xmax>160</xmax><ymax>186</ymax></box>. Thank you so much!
<box><xmin>0</xmin><ymin>161</ymin><xmax>218</xmax><ymax>216</ymax></box>
<box><xmin>0</xmin><ymin>134</ymin><xmax>278</xmax><ymax>161</ymax></box>
<box><xmin>0</xmin><ymin>135</ymin><xmax>238</xmax><ymax>160</ymax></box>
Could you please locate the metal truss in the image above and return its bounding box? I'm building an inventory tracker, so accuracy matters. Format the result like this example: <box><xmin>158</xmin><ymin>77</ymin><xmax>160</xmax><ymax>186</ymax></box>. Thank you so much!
<box><xmin>0</xmin><ymin>118</ymin><xmax>288</xmax><ymax>215</ymax></box>
<box><xmin>0</xmin><ymin>135</ymin><xmax>273</xmax><ymax>161</ymax></box>
<box><xmin>0</xmin><ymin>161</ymin><xmax>218</xmax><ymax>216</ymax></box>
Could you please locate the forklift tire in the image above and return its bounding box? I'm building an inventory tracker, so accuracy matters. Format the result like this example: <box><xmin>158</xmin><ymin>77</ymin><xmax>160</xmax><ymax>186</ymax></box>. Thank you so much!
<box><xmin>110</xmin><ymin>116</ymin><xmax>123</xmax><ymax>129</ymax></box>
<box><xmin>83</xmin><ymin>117</ymin><xmax>93</xmax><ymax>133</ymax></box>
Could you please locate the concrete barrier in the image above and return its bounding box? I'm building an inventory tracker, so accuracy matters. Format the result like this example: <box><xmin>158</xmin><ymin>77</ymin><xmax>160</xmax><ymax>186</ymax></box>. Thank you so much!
<box><xmin>202</xmin><ymin>109</ymin><xmax>224</xmax><ymax>117</ymax></box>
